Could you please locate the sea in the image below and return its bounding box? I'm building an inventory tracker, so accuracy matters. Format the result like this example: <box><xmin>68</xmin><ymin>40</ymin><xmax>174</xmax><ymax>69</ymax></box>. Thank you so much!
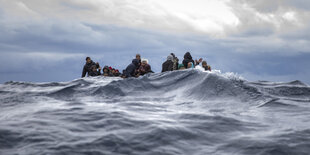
<box><xmin>1</xmin><ymin>68</ymin><xmax>310</xmax><ymax>155</ymax></box>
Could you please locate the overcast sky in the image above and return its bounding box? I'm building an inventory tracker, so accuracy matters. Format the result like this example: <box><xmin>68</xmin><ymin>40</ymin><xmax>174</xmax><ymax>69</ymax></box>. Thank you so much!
<box><xmin>0</xmin><ymin>0</ymin><xmax>310</xmax><ymax>84</ymax></box>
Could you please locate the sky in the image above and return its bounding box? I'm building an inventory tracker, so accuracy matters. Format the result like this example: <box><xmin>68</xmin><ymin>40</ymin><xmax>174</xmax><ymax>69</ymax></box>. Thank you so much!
<box><xmin>0</xmin><ymin>0</ymin><xmax>310</xmax><ymax>84</ymax></box>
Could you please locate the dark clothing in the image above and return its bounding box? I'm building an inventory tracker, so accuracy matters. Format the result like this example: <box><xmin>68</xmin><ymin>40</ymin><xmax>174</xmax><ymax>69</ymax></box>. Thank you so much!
<box><xmin>162</xmin><ymin>60</ymin><xmax>173</xmax><ymax>72</ymax></box>
<box><xmin>137</xmin><ymin>64</ymin><xmax>151</xmax><ymax>76</ymax></box>
<box><xmin>89</xmin><ymin>70</ymin><xmax>101</xmax><ymax>77</ymax></box>
<box><xmin>82</xmin><ymin>61</ymin><xmax>96</xmax><ymax>77</ymax></box>
<box><xmin>123</xmin><ymin>59</ymin><xmax>140</xmax><ymax>77</ymax></box>
<box><xmin>182</xmin><ymin>52</ymin><xmax>195</xmax><ymax>69</ymax></box>
<box><xmin>203</xmin><ymin>65</ymin><xmax>211</xmax><ymax>71</ymax></box>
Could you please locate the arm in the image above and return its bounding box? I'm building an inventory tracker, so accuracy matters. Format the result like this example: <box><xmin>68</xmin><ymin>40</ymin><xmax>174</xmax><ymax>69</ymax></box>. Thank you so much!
<box><xmin>162</xmin><ymin>63</ymin><xmax>165</xmax><ymax>72</ymax></box>
<box><xmin>82</xmin><ymin>66</ymin><xmax>87</xmax><ymax>78</ymax></box>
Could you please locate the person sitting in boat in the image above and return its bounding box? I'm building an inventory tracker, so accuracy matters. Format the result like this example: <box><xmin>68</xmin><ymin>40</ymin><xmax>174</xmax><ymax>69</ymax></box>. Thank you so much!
<box><xmin>187</xmin><ymin>62</ymin><xmax>194</xmax><ymax>69</ymax></box>
<box><xmin>182</xmin><ymin>52</ymin><xmax>202</xmax><ymax>69</ymax></box>
<box><xmin>162</xmin><ymin>55</ymin><xmax>174</xmax><ymax>72</ymax></box>
<box><xmin>113</xmin><ymin>69</ymin><xmax>121</xmax><ymax>77</ymax></box>
<box><xmin>178</xmin><ymin>64</ymin><xmax>186</xmax><ymax>70</ymax></box>
<box><xmin>109</xmin><ymin>68</ymin><xmax>120</xmax><ymax>77</ymax></box>
<box><xmin>89</xmin><ymin>65</ymin><xmax>101</xmax><ymax>76</ymax></box>
<box><xmin>136</xmin><ymin>54</ymin><xmax>141</xmax><ymax>68</ymax></box>
<box><xmin>82</xmin><ymin>57</ymin><xmax>96</xmax><ymax>77</ymax></box>
<box><xmin>202</xmin><ymin>61</ymin><xmax>211</xmax><ymax>71</ymax></box>
<box><xmin>170</xmin><ymin>53</ymin><xmax>179</xmax><ymax>70</ymax></box>
<box><xmin>136</xmin><ymin>59</ymin><xmax>152</xmax><ymax>77</ymax></box>
<box><xmin>122</xmin><ymin>59</ymin><xmax>140</xmax><ymax>78</ymax></box>
<box><xmin>114</xmin><ymin>69</ymin><xmax>121</xmax><ymax>77</ymax></box>
<box><xmin>102</xmin><ymin>66</ymin><xmax>112</xmax><ymax>77</ymax></box>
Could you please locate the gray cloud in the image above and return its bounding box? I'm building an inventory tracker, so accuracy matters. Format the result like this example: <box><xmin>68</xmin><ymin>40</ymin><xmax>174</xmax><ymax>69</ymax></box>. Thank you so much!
<box><xmin>0</xmin><ymin>0</ymin><xmax>309</xmax><ymax>84</ymax></box>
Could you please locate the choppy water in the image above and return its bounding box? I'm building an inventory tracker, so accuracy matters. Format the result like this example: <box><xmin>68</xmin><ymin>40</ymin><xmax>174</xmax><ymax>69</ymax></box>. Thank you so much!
<box><xmin>0</xmin><ymin>69</ymin><xmax>310</xmax><ymax>155</ymax></box>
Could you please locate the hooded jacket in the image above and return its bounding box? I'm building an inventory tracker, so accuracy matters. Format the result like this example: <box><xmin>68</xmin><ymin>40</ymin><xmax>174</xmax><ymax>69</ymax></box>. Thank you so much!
<box><xmin>182</xmin><ymin>52</ymin><xmax>195</xmax><ymax>69</ymax></box>
<box><xmin>137</xmin><ymin>63</ymin><xmax>151</xmax><ymax>75</ymax></box>
<box><xmin>82</xmin><ymin>60</ymin><xmax>96</xmax><ymax>77</ymax></box>
<box><xmin>162</xmin><ymin>55</ymin><xmax>174</xmax><ymax>72</ymax></box>
<box><xmin>123</xmin><ymin>59</ymin><xmax>140</xmax><ymax>77</ymax></box>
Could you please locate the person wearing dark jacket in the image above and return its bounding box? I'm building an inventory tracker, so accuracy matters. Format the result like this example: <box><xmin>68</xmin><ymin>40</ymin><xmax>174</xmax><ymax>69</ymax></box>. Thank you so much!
<box><xmin>182</xmin><ymin>52</ymin><xmax>202</xmax><ymax>69</ymax></box>
<box><xmin>136</xmin><ymin>59</ymin><xmax>152</xmax><ymax>76</ymax></box>
<box><xmin>162</xmin><ymin>55</ymin><xmax>174</xmax><ymax>72</ymax></box>
<box><xmin>122</xmin><ymin>59</ymin><xmax>140</xmax><ymax>78</ymax></box>
<box><xmin>89</xmin><ymin>65</ymin><xmax>101</xmax><ymax>76</ymax></box>
<box><xmin>82</xmin><ymin>57</ymin><xmax>96</xmax><ymax>77</ymax></box>
<box><xmin>182</xmin><ymin>52</ymin><xmax>195</xmax><ymax>69</ymax></box>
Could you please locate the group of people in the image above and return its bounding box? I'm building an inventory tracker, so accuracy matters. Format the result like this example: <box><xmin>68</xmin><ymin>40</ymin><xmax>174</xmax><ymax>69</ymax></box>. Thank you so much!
<box><xmin>81</xmin><ymin>58</ymin><xmax>121</xmax><ymax>77</ymax></box>
<box><xmin>81</xmin><ymin>52</ymin><xmax>211</xmax><ymax>78</ymax></box>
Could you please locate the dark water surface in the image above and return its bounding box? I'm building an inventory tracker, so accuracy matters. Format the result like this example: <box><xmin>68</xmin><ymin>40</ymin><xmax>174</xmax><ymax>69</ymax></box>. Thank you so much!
<box><xmin>1</xmin><ymin>69</ymin><xmax>310</xmax><ymax>155</ymax></box>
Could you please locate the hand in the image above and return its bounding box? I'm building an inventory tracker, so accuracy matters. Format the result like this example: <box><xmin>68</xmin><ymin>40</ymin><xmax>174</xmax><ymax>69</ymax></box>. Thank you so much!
<box><xmin>198</xmin><ymin>58</ymin><xmax>203</xmax><ymax>63</ymax></box>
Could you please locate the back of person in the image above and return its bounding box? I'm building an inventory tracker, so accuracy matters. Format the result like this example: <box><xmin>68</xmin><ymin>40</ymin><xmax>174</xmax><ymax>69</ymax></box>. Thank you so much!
<box><xmin>162</xmin><ymin>55</ymin><xmax>174</xmax><ymax>72</ymax></box>
<box><xmin>123</xmin><ymin>59</ymin><xmax>140</xmax><ymax>78</ymax></box>
<box><xmin>182</xmin><ymin>52</ymin><xmax>195</xmax><ymax>69</ymax></box>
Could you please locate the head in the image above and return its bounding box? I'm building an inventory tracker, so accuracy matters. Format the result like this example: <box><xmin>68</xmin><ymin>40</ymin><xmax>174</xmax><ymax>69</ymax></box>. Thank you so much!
<box><xmin>132</xmin><ymin>59</ymin><xmax>140</xmax><ymax>67</ymax></box>
<box><xmin>167</xmin><ymin>55</ymin><xmax>173</xmax><ymax>61</ymax></box>
<box><xmin>170</xmin><ymin>53</ymin><xmax>175</xmax><ymax>58</ymax></box>
<box><xmin>136</xmin><ymin>54</ymin><xmax>141</xmax><ymax>60</ymax></box>
<box><xmin>202</xmin><ymin>61</ymin><xmax>207</xmax><ymax>67</ymax></box>
<box><xmin>187</xmin><ymin>62</ymin><xmax>192</xmax><ymax>68</ymax></box>
<box><xmin>103</xmin><ymin>66</ymin><xmax>109</xmax><ymax>73</ymax></box>
<box><xmin>91</xmin><ymin>65</ymin><xmax>97</xmax><ymax>72</ymax></box>
<box><xmin>141</xmin><ymin>60</ymin><xmax>147</xmax><ymax>66</ymax></box>
<box><xmin>111</xmin><ymin>69</ymin><xmax>116</xmax><ymax>74</ymax></box>
<box><xmin>184</xmin><ymin>52</ymin><xmax>192</xmax><ymax>59</ymax></box>
<box><xmin>86</xmin><ymin>57</ymin><xmax>91</xmax><ymax>63</ymax></box>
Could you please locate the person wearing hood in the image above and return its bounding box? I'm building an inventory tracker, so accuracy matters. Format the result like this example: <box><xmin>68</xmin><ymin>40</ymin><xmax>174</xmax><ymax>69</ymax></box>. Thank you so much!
<box><xmin>122</xmin><ymin>59</ymin><xmax>140</xmax><ymax>78</ymax></box>
<box><xmin>82</xmin><ymin>57</ymin><xmax>97</xmax><ymax>77</ymax></box>
<box><xmin>102</xmin><ymin>66</ymin><xmax>112</xmax><ymax>77</ymax></box>
<box><xmin>182</xmin><ymin>52</ymin><xmax>202</xmax><ymax>69</ymax></box>
<box><xmin>136</xmin><ymin>59</ymin><xmax>152</xmax><ymax>76</ymax></box>
<box><xmin>170</xmin><ymin>53</ymin><xmax>179</xmax><ymax>70</ymax></box>
<box><xmin>162</xmin><ymin>55</ymin><xmax>174</xmax><ymax>72</ymax></box>
<box><xmin>89</xmin><ymin>65</ymin><xmax>101</xmax><ymax>76</ymax></box>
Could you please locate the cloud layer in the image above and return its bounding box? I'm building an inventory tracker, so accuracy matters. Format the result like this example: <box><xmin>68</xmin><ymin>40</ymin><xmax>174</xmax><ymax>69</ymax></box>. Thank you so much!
<box><xmin>0</xmin><ymin>0</ymin><xmax>309</xmax><ymax>84</ymax></box>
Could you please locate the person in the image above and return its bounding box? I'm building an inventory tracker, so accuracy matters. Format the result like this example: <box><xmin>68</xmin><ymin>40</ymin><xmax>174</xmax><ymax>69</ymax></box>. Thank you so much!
<box><xmin>136</xmin><ymin>54</ymin><xmax>141</xmax><ymax>62</ymax></box>
<box><xmin>182</xmin><ymin>52</ymin><xmax>202</xmax><ymax>69</ymax></box>
<box><xmin>122</xmin><ymin>59</ymin><xmax>140</xmax><ymax>78</ymax></box>
<box><xmin>202</xmin><ymin>61</ymin><xmax>211</xmax><ymax>71</ymax></box>
<box><xmin>162</xmin><ymin>55</ymin><xmax>174</xmax><ymax>72</ymax></box>
<box><xmin>178</xmin><ymin>64</ymin><xmax>186</xmax><ymax>70</ymax></box>
<box><xmin>170</xmin><ymin>53</ymin><xmax>179</xmax><ymax>70</ymax></box>
<box><xmin>102</xmin><ymin>66</ymin><xmax>112</xmax><ymax>77</ymax></box>
<box><xmin>187</xmin><ymin>62</ymin><xmax>194</xmax><ymax>69</ymax></box>
<box><xmin>114</xmin><ymin>69</ymin><xmax>121</xmax><ymax>77</ymax></box>
<box><xmin>82</xmin><ymin>57</ymin><xmax>96</xmax><ymax>77</ymax></box>
<box><xmin>89</xmin><ymin>65</ymin><xmax>101</xmax><ymax>76</ymax></box>
<box><xmin>136</xmin><ymin>59</ymin><xmax>152</xmax><ymax>76</ymax></box>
